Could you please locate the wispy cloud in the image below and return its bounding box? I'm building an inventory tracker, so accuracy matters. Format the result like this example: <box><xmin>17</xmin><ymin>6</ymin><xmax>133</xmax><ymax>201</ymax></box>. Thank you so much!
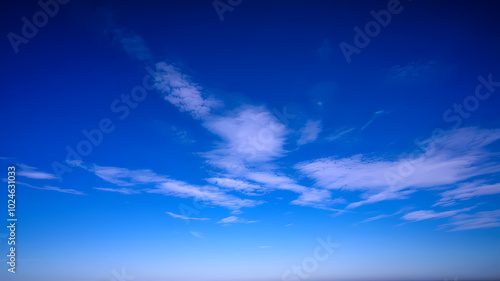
<box><xmin>110</xmin><ymin>26</ymin><xmax>288</xmax><ymax>175</ymax></box>
<box><xmin>245</xmin><ymin>172</ymin><xmax>306</xmax><ymax>193</ymax></box>
<box><xmin>92</xmin><ymin>165</ymin><xmax>166</xmax><ymax>186</ymax></box>
<box><xmin>359</xmin><ymin>208</ymin><xmax>411</xmax><ymax>224</ymax></box>
<box><xmin>208</xmin><ymin>171</ymin><xmax>347</xmax><ymax>210</ymax></box>
<box><xmin>152</xmin><ymin>180</ymin><xmax>262</xmax><ymax>210</ymax></box>
<box><xmin>17</xmin><ymin>164</ymin><xmax>57</xmax><ymax>180</ymax></box>
<box><xmin>106</xmin><ymin>26</ymin><xmax>342</xmax><ymax>213</ymax></box>
<box><xmin>166</xmin><ymin>212</ymin><xmax>210</xmax><ymax>221</ymax></box>
<box><xmin>153</xmin><ymin>62</ymin><xmax>221</xmax><ymax>119</ymax></box>
<box><xmin>361</xmin><ymin>214</ymin><xmax>391</xmax><ymax>223</ymax></box>
<box><xmin>106</xmin><ymin>21</ymin><xmax>221</xmax><ymax>121</ymax></box>
<box><xmin>326</xmin><ymin>127</ymin><xmax>355</xmax><ymax>141</ymax></box>
<box><xmin>17</xmin><ymin>171</ymin><xmax>57</xmax><ymax>180</ymax></box>
<box><xmin>81</xmin><ymin>161</ymin><xmax>350</xmax><ymax>212</ymax></box>
<box><xmin>360</xmin><ymin>110</ymin><xmax>388</xmax><ymax>131</ymax></box>
<box><xmin>217</xmin><ymin>216</ymin><xmax>258</xmax><ymax>224</ymax></box>
<box><xmin>93</xmin><ymin>187</ymin><xmax>139</xmax><ymax>194</ymax></box>
<box><xmin>402</xmin><ymin>207</ymin><xmax>474</xmax><ymax>222</ymax></box>
<box><xmin>83</xmin><ymin>164</ymin><xmax>263</xmax><ymax>210</ymax></box>
<box><xmin>238</xmin><ymin>171</ymin><xmax>345</xmax><ymax>210</ymax></box>
<box><xmin>297</xmin><ymin>120</ymin><xmax>322</xmax><ymax>145</ymax></box>
<box><xmin>100</xmin><ymin>23</ymin><xmax>500</xmax><ymax>220</ymax></box>
<box><xmin>203</xmin><ymin>105</ymin><xmax>288</xmax><ymax>170</ymax></box>
<box><xmin>18</xmin><ymin>182</ymin><xmax>85</xmax><ymax>195</ymax></box>
<box><xmin>435</xmin><ymin>181</ymin><xmax>500</xmax><ymax>207</ymax></box>
<box><xmin>205</xmin><ymin>177</ymin><xmax>264</xmax><ymax>195</ymax></box>
<box><xmin>290</xmin><ymin>188</ymin><xmax>336</xmax><ymax>210</ymax></box>
<box><xmin>440</xmin><ymin>209</ymin><xmax>500</xmax><ymax>231</ymax></box>
<box><xmin>297</xmin><ymin>127</ymin><xmax>500</xmax><ymax>208</ymax></box>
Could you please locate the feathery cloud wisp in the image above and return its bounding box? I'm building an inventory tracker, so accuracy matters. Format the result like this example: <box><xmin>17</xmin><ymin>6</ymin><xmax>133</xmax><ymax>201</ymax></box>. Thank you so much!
<box><xmin>217</xmin><ymin>216</ymin><xmax>258</xmax><ymax>224</ymax></box>
<box><xmin>435</xmin><ymin>181</ymin><xmax>500</xmax><ymax>207</ymax></box>
<box><xmin>93</xmin><ymin>187</ymin><xmax>140</xmax><ymax>194</ymax></box>
<box><xmin>440</xmin><ymin>209</ymin><xmax>500</xmax><ymax>231</ymax></box>
<box><xmin>86</xmin><ymin>165</ymin><xmax>263</xmax><ymax>210</ymax></box>
<box><xmin>402</xmin><ymin>207</ymin><xmax>474</xmax><ymax>222</ymax></box>
<box><xmin>166</xmin><ymin>212</ymin><xmax>210</xmax><ymax>221</ymax></box>
<box><xmin>297</xmin><ymin>120</ymin><xmax>322</xmax><ymax>145</ymax></box>
<box><xmin>297</xmin><ymin>127</ymin><xmax>500</xmax><ymax>208</ymax></box>
<box><xmin>153</xmin><ymin>62</ymin><xmax>221</xmax><ymax>119</ymax></box>
<box><xmin>18</xmin><ymin>182</ymin><xmax>85</xmax><ymax>195</ymax></box>
<box><xmin>18</xmin><ymin>164</ymin><xmax>57</xmax><ymax>180</ymax></box>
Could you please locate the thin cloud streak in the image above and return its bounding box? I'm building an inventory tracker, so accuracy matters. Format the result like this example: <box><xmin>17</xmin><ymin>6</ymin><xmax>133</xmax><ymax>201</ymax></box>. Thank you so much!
<box><xmin>18</xmin><ymin>182</ymin><xmax>85</xmax><ymax>195</ymax></box>
<box><xmin>166</xmin><ymin>212</ymin><xmax>210</xmax><ymax>221</ymax></box>
<box><xmin>217</xmin><ymin>216</ymin><xmax>258</xmax><ymax>224</ymax></box>
<box><xmin>402</xmin><ymin>207</ymin><xmax>474</xmax><ymax>222</ymax></box>
<box><xmin>93</xmin><ymin>187</ymin><xmax>140</xmax><ymax>194</ymax></box>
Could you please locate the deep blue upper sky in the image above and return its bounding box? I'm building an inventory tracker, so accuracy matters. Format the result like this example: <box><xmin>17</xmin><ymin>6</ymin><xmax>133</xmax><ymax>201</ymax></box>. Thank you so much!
<box><xmin>1</xmin><ymin>1</ymin><xmax>500</xmax><ymax>281</ymax></box>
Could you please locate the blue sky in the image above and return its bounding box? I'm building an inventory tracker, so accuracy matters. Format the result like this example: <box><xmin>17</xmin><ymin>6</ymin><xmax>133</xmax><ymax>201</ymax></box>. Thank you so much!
<box><xmin>1</xmin><ymin>0</ymin><xmax>500</xmax><ymax>280</ymax></box>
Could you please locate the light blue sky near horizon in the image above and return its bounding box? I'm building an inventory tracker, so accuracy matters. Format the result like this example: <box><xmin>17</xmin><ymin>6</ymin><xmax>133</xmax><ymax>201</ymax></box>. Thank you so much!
<box><xmin>1</xmin><ymin>0</ymin><xmax>500</xmax><ymax>280</ymax></box>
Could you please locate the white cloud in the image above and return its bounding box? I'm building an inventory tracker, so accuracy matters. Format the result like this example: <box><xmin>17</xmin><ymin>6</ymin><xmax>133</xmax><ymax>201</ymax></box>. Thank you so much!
<box><xmin>18</xmin><ymin>171</ymin><xmax>57</xmax><ymax>180</ymax></box>
<box><xmin>93</xmin><ymin>187</ymin><xmax>139</xmax><ymax>194</ymax></box>
<box><xmin>153</xmin><ymin>62</ymin><xmax>221</xmax><ymax>119</ymax></box>
<box><xmin>239</xmin><ymin>171</ymin><xmax>346</xmax><ymax>210</ymax></box>
<box><xmin>166</xmin><ymin>212</ymin><xmax>210</xmax><ymax>221</ymax></box>
<box><xmin>87</xmin><ymin>165</ymin><xmax>263</xmax><ymax>210</ymax></box>
<box><xmin>361</xmin><ymin>214</ymin><xmax>391</xmax><ymax>223</ymax></box>
<box><xmin>99</xmin><ymin>27</ymin><xmax>500</xmax><ymax>217</ymax></box>
<box><xmin>205</xmin><ymin>177</ymin><xmax>264</xmax><ymax>195</ymax></box>
<box><xmin>297</xmin><ymin>127</ymin><xmax>500</xmax><ymax>208</ymax></box>
<box><xmin>402</xmin><ymin>207</ymin><xmax>474</xmax><ymax>221</ymax></box>
<box><xmin>92</xmin><ymin>165</ymin><xmax>166</xmax><ymax>186</ymax></box>
<box><xmin>152</xmin><ymin>180</ymin><xmax>262</xmax><ymax>210</ymax></box>
<box><xmin>17</xmin><ymin>164</ymin><xmax>56</xmax><ymax>180</ymax></box>
<box><xmin>18</xmin><ymin>182</ymin><xmax>85</xmax><ymax>195</ymax></box>
<box><xmin>217</xmin><ymin>216</ymin><xmax>258</xmax><ymax>224</ymax></box>
<box><xmin>131</xmin><ymin>41</ymin><xmax>332</xmax><ymax>212</ymax></box>
<box><xmin>440</xmin><ymin>209</ymin><xmax>500</xmax><ymax>231</ymax></box>
<box><xmin>435</xmin><ymin>181</ymin><xmax>500</xmax><ymax>207</ymax></box>
<box><xmin>203</xmin><ymin>106</ymin><xmax>288</xmax><ymax>169</ymax></box>
<box><xmin>245</xmin><ymin>172</ymin><xmax>306</xmax><ymax>193</ymax></box>
<box><xmin>347</xmin><ymin>189</ymin><xmax>416</xmax><ymax>209</ymax></box>
<box><xmin>297</xmin><ymin>120</ymin><xmax>321</xmax><ymax>145</ymax></box>
<box><xmin>359</xmin><ymin>208</ymin><xmax>411</xmax><ymax>224</ymax></box>
<box><xmin>290</xmin><ymin>188</ymin><xmax>334</xmax><ymax>209</ymax></box>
